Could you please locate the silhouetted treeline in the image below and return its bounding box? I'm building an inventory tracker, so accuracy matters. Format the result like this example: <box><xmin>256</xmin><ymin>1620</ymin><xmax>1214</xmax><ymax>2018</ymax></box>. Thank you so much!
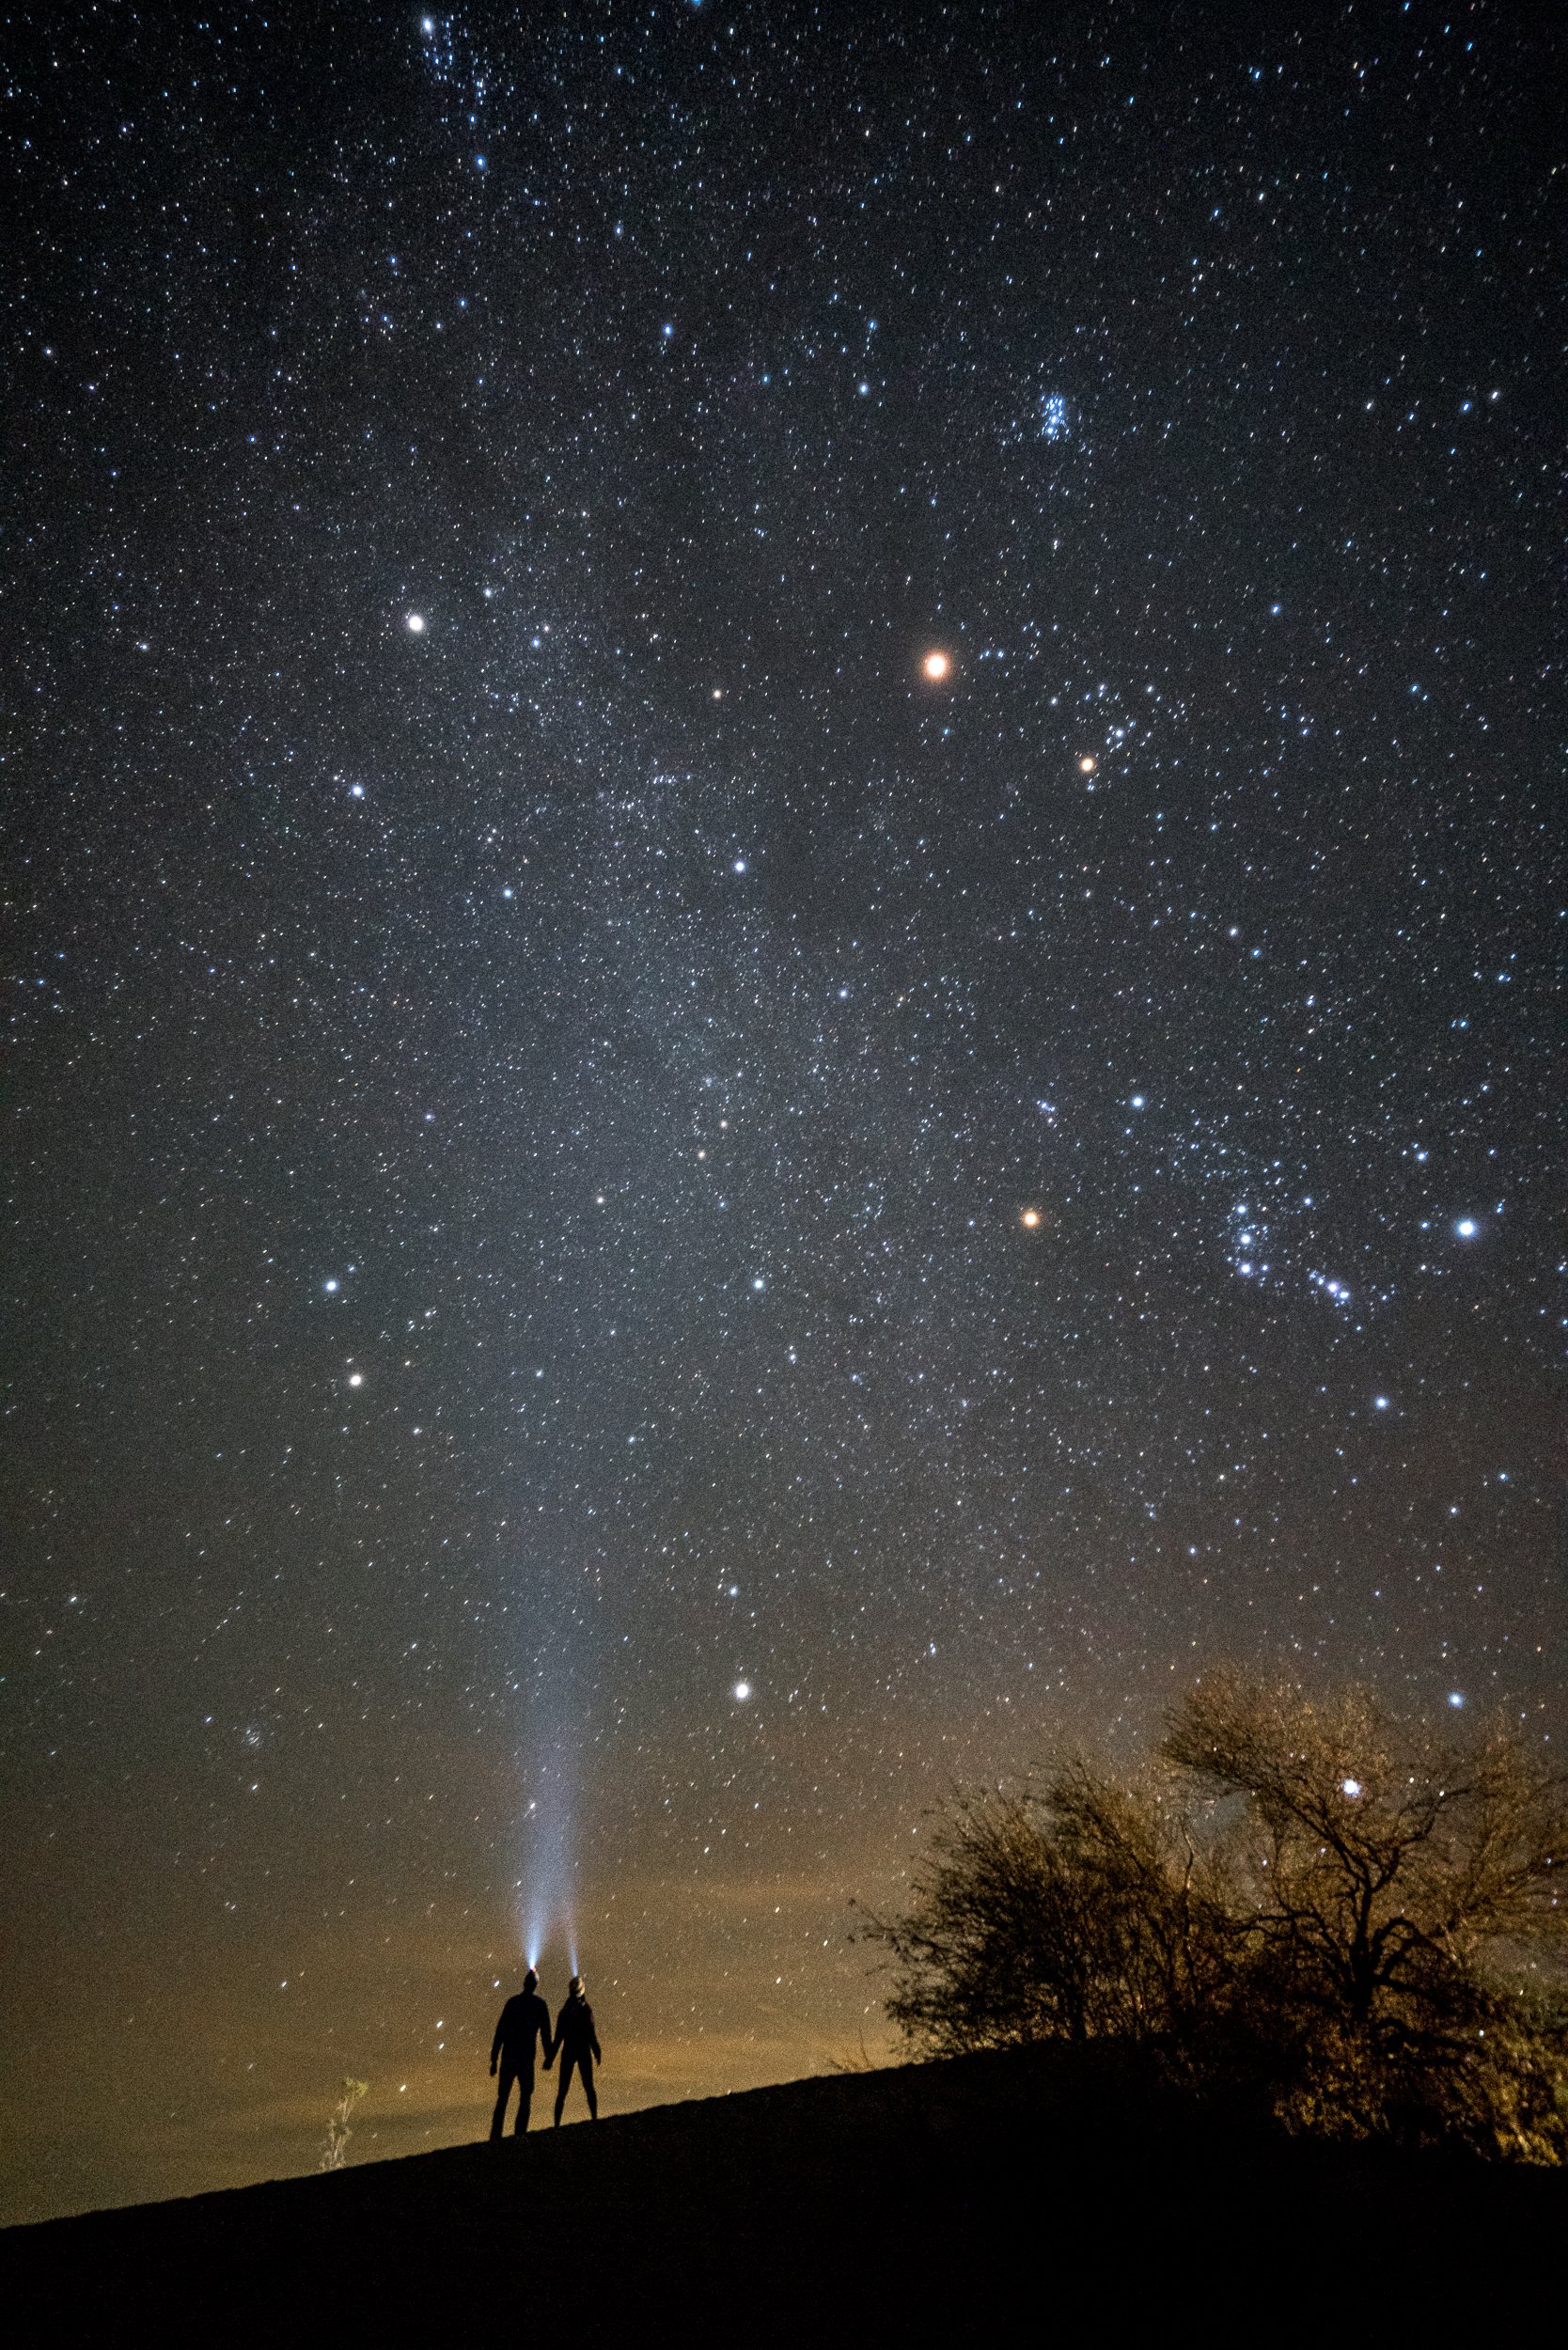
<box><xmin>863</xmin><ymin>1672</ymin><xmax>1568</xmax><ymax>2159</ymax></box>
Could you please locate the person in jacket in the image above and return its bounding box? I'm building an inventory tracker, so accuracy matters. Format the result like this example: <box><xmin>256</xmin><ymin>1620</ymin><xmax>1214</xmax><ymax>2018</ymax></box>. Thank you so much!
<box><xmin>489</xmin><ymin>1967</ymin><xmax>553</xmax><ymax>2138</ymax></box>
<box><xmin>550</xmin><ymin>1975</ymin><xmax>603</xmax><ymax>2124</ymax></box>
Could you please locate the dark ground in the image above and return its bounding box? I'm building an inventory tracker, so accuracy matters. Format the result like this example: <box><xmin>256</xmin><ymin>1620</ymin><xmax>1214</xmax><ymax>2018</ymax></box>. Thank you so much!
<box><xmin>3</xmin><ymin>2046</ymin><xmax>1560</xmax><ymax>2342</ymax></box>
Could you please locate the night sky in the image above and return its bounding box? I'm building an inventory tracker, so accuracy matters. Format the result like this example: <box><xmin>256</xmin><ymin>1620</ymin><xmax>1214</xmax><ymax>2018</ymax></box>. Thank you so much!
<box><xmin>4</xmin><ymin>2</ymin><xmax>1561</xmax><ymax>2224</ymax></box>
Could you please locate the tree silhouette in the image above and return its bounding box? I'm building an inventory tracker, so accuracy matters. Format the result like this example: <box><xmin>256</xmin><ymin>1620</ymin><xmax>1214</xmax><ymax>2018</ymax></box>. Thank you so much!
<box><xmin>866</xmin><ymin>1675</ymin><xmax>1568</xmax><ymax>2158</ymax></box>
<box><xmin>1165</xmin><ymin>1672</ymin><xmax>1563</xmax><ymax>2023</ymax></box>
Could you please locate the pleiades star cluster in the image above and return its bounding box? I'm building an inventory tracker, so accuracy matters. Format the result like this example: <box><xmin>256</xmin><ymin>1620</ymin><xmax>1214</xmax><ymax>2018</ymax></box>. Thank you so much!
<box><xmin>3</xmin><ymin>2</ymin><xmax>1560</xmax><ymax>2222</ymax></box>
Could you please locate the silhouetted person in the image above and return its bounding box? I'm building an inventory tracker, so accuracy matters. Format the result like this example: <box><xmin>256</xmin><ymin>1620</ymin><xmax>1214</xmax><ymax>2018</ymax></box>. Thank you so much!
<box><xmin>550</xmin><ymin>1975</ymin><xmax>602</xmax><ymax>2124</ymax></box>
<box><xmin>489</xmin><ymin>1967</ymin><xmax>552</xmax><ymax>2138</ymax></box>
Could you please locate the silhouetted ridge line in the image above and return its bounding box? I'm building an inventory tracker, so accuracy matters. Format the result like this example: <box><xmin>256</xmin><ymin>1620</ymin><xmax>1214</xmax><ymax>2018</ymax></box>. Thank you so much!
<box><xmin>3</xmin><ymin>2045</ymin><xmax>1560</xmax><ymax>2341</ymax></box>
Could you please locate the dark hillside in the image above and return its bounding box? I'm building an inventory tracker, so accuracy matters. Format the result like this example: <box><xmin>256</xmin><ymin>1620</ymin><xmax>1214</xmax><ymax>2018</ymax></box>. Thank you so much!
<box><xmin>3</xmin><ymin>2046</ymin><xmax>1560</xmax><ymax>2341</ymax></box>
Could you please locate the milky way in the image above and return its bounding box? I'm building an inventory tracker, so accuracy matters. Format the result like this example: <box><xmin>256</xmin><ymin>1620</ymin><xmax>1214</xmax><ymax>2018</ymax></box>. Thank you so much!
<box><xmin>4</xmin><ymin>3</ymin><xmax>1560</xmax><ymax>2221</ymax></box>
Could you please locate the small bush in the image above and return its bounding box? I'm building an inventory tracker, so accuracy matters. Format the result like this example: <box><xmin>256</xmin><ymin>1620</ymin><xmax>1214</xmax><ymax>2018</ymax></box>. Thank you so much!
<box><xmin>319</xmin><ymin>2077</ymin><xmax>368</xmax><ymax>2172</ymax></box>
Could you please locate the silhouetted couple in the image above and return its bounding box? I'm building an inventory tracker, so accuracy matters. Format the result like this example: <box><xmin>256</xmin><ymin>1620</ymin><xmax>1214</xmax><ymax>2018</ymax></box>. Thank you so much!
<box><xmin>489</xmin><ymin>1971</ymin><xmax>603</xmax><ymax>2138</ymax></box>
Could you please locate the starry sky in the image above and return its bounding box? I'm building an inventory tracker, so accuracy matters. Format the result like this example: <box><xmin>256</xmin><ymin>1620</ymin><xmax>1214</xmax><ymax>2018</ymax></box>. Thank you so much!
<box><xmin>3</xmin><ymin>1</ymin><xmax>1561</xmax><ymax>2224</ymax></box>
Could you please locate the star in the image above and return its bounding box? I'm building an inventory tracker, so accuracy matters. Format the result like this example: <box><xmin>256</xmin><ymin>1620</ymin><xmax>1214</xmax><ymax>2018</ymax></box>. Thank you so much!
<box><xmin>8</xmin><ymin>3</ymin><xmax>1553</xmax><ymax>2225</ymax></box>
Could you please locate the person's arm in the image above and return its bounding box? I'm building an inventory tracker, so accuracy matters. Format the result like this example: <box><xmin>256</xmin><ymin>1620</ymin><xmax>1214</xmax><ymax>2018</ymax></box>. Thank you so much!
<box><xmin>541</xmin><ymin>2011</ymin><xmax>556</xmax><ymax>2068</ymax></box>
<box><xmin>490</xmin><ymin>2002</ymin><xmax>508</xmax><ymax>2074</ymax></box>
<box><xmin>589</xmin><ymin>2010</ymin><xmax>603</xmax><ymax>2063</ymax></box>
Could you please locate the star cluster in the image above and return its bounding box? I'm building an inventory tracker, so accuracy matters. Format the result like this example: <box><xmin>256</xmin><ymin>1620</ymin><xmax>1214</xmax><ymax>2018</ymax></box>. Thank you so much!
<box><xmin>2</xmin><ymin>2</ymin><xmax>1560</xmax><ymax>2222</ymax></box>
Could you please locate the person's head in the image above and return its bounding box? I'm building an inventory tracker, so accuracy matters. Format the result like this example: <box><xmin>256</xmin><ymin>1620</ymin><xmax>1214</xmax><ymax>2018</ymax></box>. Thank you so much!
<box><xmin>569</xmin><ymin>1975</ymin><xmax>585</xmax><ymax>1999</ymax></box>
<box><xmin>523</xmin><ymin>1968</ymin><xmax>538</xmax><ymax>1994</ymax></box>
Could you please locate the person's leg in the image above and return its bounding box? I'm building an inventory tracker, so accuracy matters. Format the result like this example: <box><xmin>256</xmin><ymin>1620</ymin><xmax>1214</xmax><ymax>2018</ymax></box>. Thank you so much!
<box><xmin>490</xmin><ymin>2062</ymin><xmax>515</xmax><ymax>2140</ymax></box>
<box><xmin>554</xmin><ymin>2051</ymin><xmax>576</xmax><ymax>2125</ymax></box>
<box><xmin>582</xmin><ymin>2055</ymin><xmax>598</xmax><ymax>2121</ymax></box>
<box><xmin>515</xmin><ymin>2067</ymin><xmax>534</xmax><ymax>2135</ymax></box>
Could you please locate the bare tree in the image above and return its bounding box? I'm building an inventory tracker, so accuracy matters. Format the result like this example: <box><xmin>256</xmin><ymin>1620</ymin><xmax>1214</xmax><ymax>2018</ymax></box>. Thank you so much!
<box><xmin>864</xmin><ymin>1675</ymin><xmax>1568</xmax><ymax>2159</ymax></box>
<box><xmin>1162</xmin><ymin>1672</ymin><xmax>1567</xmax><ymax>2034</ymax></box>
